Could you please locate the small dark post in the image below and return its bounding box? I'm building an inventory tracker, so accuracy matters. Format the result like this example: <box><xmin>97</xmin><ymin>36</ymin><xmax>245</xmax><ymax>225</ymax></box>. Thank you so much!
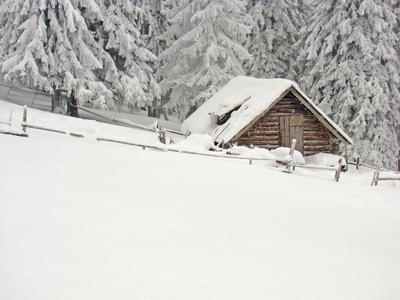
<box><xmin>355</xmin><ymin>156</ymin><xmax>360</xmax><ymax>170</ymax></box>
<box><xmin>51</xmin><ymin>88</ymin><xmax>61</xmax><ymax>112</ymax></box>
<box><xmin>156</xmin><ymin>123</ymin><xmax>166</xmax><ymax>144</ymax></box>
<box><xmin>397</xmin><ymin>150</ymin><xmax>400</xmax><ymax>172</ymax></box>
<box><xmin>22</xmin><ymin>106</ymin><xmax>27</xmax><ymax>132</ymax></box>
<box><xmin>334</xmin><ymin>158</ymin><xmax>343</xmax><ymax>182</ymax></box>
<box><xmin>158</xmin><ymin>130</ymin><xmax>166</xmax><ymax>144</ymax></box>
<box><xmin>371</xmin><ymin>160</ymin><xmax>382</xmax><ymax>186</ymax></box>
<box><xmin>67</xmin><ymin>92</ymin><xmax>79</xmax><ymax>117</ymax></box>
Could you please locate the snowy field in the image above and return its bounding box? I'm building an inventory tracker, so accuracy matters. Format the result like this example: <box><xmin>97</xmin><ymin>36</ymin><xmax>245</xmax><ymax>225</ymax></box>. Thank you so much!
<box><xmin>0</xmin><ymin>101</ymin><xmax>399</xmax><ymax>300</ymax></box>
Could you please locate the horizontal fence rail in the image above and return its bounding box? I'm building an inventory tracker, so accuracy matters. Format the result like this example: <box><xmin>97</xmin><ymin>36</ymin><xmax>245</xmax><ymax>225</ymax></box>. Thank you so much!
<box><xmin>2</xmin><ymin>106</ymin><xmax>398</xmax><ymax>185</ymax></box>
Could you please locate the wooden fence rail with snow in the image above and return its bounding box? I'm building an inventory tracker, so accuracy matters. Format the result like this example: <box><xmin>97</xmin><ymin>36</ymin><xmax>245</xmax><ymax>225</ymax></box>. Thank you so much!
<box><xmin>0</xmin><ymin>106</ymin><xmax>29</xmax><ymax>137</ymax></box>
<box><xmin>371</xmin><ymin>161</ymin><xmax>400</xmax><ymax>186</ymax></box>
<box><xmin>0</xmin><ymin>108</ymin><xmax>369</xmax><ymax>183</ymax></box>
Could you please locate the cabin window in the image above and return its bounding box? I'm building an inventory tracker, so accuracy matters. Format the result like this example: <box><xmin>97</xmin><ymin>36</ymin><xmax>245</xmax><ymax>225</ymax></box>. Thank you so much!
<box><xmin>211</xmin><ymin>96</ymin><xmax>251</xmax><ymax>126</ymax></box>
<box><xmin>217</xmin><ymin>106</ymin><xmax>241</xmax><ymax>125</ymax></box>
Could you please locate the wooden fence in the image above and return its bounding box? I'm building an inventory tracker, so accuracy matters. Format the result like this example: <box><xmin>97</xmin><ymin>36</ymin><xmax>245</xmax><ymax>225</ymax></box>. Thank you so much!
<box><xmin>0</xmin><ymin>81</ymin><xmax>52</xmax><ymax>111</ymax></box>
<box><xmin>3</xmin><ymin>106</ymin><xmax>397</xmax><ymax>185</ymax></box>
<box><xmin>370</xmin><ymin>160</ymin><xmax>400</xmax><ymax>186</ymax></box>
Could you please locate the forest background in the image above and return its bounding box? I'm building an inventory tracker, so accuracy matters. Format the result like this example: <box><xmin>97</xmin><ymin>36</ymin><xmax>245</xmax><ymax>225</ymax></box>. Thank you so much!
<box><xmin>0</xmin><ymin>0</ymin><xmax>399</xmax><ymax>168</ymax></box>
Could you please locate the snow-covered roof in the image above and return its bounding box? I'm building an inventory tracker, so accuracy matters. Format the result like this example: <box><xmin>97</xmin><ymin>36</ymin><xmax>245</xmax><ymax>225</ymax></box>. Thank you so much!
<box><xmin>181</xmin><ymin>76</ymin><xmax>353</xmax><ymax>145</ymax></box>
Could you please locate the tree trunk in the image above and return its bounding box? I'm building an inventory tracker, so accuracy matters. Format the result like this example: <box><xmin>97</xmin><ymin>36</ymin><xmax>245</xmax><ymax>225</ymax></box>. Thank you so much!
<box><xmin>51</xmin><ymin>88</ymin><xmax>61</xmax><ymax>112</ymax></box>
<box><xmin>67</xmin><ymin>93</ymin><xmax>79</xmax><ymax>117</ymax></box>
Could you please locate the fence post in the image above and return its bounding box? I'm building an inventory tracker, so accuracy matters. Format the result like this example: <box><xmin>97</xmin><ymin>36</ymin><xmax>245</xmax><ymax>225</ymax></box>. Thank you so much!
<box><xmin>22</xmin><ymin>106</ymin><xmax>27</xmax><ymax>133</ymax></box>
<box><xmin>286</xmin><ymin>139</ymin><xmax>297</xmax><ymax>173</ymax></box>
<box><xmin>371</xmin><ymin>160</ymin><xmax>381</xmax><ymax>186</ymax></box>
<box><xmin>334</xmin><ymin>158</ymin><xmax>343</xmax><ymax>182</ymax></box>
<box><xmin>356</xmin><ymin>156</ymin><xmax>360</xmax><ymax>170</ymax></box>
<box><xmin>156</xmin><ymin>123</ymin><xmax>166</xmax><ymax>144</ymax></box>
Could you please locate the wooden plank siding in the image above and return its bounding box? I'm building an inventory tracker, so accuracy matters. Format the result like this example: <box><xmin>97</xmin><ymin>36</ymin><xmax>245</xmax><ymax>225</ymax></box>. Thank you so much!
<box><xmin>234</xmin><ymin>91</ymin><xmax>340</xmax><ymax>156</ymax></box>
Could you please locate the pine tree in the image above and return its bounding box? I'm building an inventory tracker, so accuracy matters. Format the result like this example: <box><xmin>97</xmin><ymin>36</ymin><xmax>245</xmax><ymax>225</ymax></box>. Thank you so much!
<box><xmin>0</xmin><ymin>0</ymin><xmax>160</xmax><ymax>112</ymax></box>
<box><xmin>0</xmin><ymin>0</ymin><xmax>115</xmax><ymax>110</ymax></box>
<box><xmin>134</xmin><ymin>0</ymin><xmax>165</xmax><ymax>56</ymax></box>
<box><xmin>298</xmin><ymin>0</ymin><xmax>400</xmax><ymax>168</ymax></box>
<box><xmin>246</xmin><ymin>0</ymin><xmax>306</xmax><ymax>80</ymax></box>
<box><xmin>132</xmin><ymin>0</ymin><xmax>165</xmax><ymax>116</ymax></box>
<box><xmin>156</xmin><ymin>0</ymin><xmax>253</xmax><ymax>121</ymax></box>
<box><xmin>98</xmin><ymin>0</ymin><xmax>161</xmax><ymax>112</ymax></box>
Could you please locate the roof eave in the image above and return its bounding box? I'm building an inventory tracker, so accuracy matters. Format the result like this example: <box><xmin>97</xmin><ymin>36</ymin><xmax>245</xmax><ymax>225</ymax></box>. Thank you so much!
<box><xmin>228</xmin><ymin>88</ymin><xmax>291</xmax><ymax>143</ymax></box>
<box><xmin>289</xmin><ymin>87</ymin><xmax>353</xmax><ymax>145</ymax></box>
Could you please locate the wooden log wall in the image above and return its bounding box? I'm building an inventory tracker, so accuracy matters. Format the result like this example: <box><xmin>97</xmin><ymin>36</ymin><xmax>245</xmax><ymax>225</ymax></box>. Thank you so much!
<box><xmin>234</xmin><ymin>91</ymin><xmax>340</xmax><ymax>156</ymax></box>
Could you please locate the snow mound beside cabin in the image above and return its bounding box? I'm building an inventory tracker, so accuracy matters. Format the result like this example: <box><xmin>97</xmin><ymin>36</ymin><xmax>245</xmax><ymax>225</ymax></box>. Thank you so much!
<box><xmin>169</xmin><ymin>134</ymin><xmax>214</xmax><ymax>152</ymax></box>
<box><xmin>270</xmin><ymin>147</ymin><xmax>306</xmax><ymax>164</ymax></box>
<box><xmin>305</xmin><ymin>153</ymin><xmax>346</xmax><ymax>167</ymax></box>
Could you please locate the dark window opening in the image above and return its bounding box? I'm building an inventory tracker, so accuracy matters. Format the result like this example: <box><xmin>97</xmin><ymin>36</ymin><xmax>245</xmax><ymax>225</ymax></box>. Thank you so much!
<box><xmin>217</xmin><ymin>105</ymin><xmax>241</xmax><ymax>125</ymax></box>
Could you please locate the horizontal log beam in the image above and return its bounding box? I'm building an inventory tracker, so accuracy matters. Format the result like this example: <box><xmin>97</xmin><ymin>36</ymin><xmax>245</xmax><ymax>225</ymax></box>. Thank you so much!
<box><xmin>238</xmin><ymin>136</ymin><xmax>279</xmax><ymax>142</ymax></box>
<box><xmin>248</xmin><ymin>129</ymin><xmax>279</xmax><ymax>134</ymax></box>
<box><xmin>237</xmin><ymin>143</ymin><xmax>279</xmax><ymax>148</ymax></box>
<box><xmin>304</xmin><ymin>140</ymin><xmax>333</xmax><ymax>146</ymax></box>
<box><xmin>303</xmin><ymin>147</ymin><xmax>331</xmax><ymax>152</ymax></box>
<box><xmin>257</xmin><ymin>117</ymin><xmax>279</xmax><ymax>122</ymax></box>
<box><xmin>303</xmin><ymin>125</ymin><xmax>329</xmax><ymax>131</ymax></box>
<box><xmin>304</xmin><ymin>135</ymin><xmax>331</xmax><ymax>141</ymax></box>
<box><xmin>254</xmin><ymin>123</ymin><xmax>279</xmax><ymax>128</ymax></box>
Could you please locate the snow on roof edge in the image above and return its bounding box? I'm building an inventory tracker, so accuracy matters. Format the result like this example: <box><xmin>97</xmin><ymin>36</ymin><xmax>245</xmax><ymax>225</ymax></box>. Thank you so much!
<box><xmin>291</xmin><ymin>85</ymin><xmax>353</xmax><ymax>145</ymax></box>
<box><xmin>182</xmin><ymin>76</ymin><xmax>353</xmax><ymax>146</ymax></box>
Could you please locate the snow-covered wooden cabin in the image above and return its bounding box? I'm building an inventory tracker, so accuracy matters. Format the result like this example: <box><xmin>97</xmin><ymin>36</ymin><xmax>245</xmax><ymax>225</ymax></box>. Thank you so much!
<box><xmin>181</xmin><ymin>76</ymin><xmax>352</xmax><ymax>156</ymax></box>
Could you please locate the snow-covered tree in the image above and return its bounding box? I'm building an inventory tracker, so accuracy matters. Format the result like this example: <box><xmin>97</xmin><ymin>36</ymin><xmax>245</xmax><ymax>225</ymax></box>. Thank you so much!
<box><xmin>133</xmin><ymin>0</ymin><xmax>165</xmax><ymax>56</ymax></box>
<box><xmin>0</xmin><ymin>0</ymin><xmax>114</xmax><ymax>110</ymax></box>
<box><xmin>298</xmin><ymin>0</ymin><xmax>400</xmax><ymax>168</ymax></box>
<box><xmin>157</xmin><ymin>0</ymin><xmax>253</xmax><ymax>121</ymax></box>
<box><xmin>130</xmin><ymin>0</ymin><xmax>165</xmax><ymax>116</ymax></box>
<box><xmin>246</xmin><ymin>0</ymin><xmax>306</xmax><ymax>80</ymax></box>
<box><xmin>97</xmin><ymin>0</ymin><xmax>161</xmax><ymax>111</ymax></box>
<box><xmin>0</xmin><ymin>0</ymin><xmax>161</xmax><ymax>113</ymax></box>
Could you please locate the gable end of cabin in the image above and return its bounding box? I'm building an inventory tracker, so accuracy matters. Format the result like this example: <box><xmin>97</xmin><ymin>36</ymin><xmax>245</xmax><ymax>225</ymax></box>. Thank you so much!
<box><xmin>232</xmin><ymin>91</ymin><xmax>340</xmax><ymax>156</ymax></box>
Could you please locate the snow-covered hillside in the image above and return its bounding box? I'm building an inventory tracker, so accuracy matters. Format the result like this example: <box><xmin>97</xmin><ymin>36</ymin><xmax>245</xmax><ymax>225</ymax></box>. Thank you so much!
<box><xmin>0</xmin><ymin>101</ymin><xmax>399</xmax><ymax>300</ymax></box>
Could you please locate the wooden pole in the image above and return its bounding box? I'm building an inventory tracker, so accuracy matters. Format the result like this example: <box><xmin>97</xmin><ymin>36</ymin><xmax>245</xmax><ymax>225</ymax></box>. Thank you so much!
<box><xmin>22</xmin><ymin>106</ymin><xmax>27</xmax><ymax>133</ymax></box>
<box><xmin>51</xmin><ymin>87</ymin><xmax>60</xmax><ymax>112</ymax></box>
<box><xmin>356</xmin><ymin>156</ymin><xmax>360</xmax><ymax>170</ymax></box>
<box><xmin>156</xmin><ymin>123</ymin><xmax>166</xmax><ymax>144</ymax></box>
<box><xmin>31</xmin><ymin>92</ymin><xmax>37</xmax><ymax>108</ymax></box>
<box><xmin>397</xmin><ymin>150</ymin><xmax>400</xmax><ymax>172</ymax></box>
<box><xmin>286</xmin><ymin>139</ymin><xmax>297</xmax><ymax>173</ymax></box>
<box><xmin>334</xmin><ymin>158</ymin><xmax>343</xmax><ymax>182</ymax></box>
<box><xmin>371</xmin><ymin>160</ymin><xmax>381</xmax><ymax>186</ymax></box>
<box><xmin>68</xmin><ymin>92</ymin><xmax>79</xmax><ymax>117</ymax></box>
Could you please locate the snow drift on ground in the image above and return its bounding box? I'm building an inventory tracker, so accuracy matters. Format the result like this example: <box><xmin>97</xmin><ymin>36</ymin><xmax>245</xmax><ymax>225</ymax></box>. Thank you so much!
<box><xmin>0</xmin><ymin>101</ymin><xmax>399</xmax><ymax>300</ymax></box>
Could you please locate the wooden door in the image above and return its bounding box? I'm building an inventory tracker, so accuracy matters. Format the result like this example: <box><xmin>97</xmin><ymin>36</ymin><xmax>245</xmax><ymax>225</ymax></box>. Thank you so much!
<box><xmin>279</xmin><ymin>115</ymin><xmax>303</xmax><ymax>153</ymax></box>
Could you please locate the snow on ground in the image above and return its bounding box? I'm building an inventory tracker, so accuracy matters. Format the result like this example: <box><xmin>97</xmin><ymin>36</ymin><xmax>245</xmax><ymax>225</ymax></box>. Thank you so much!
<box><xmin>0</xmin><ymin>100</ymin><xmax>179</xmax><ymax>147</ymax></box>
<box><xmin>0</xmin><ymin>101</ymin><xmax>399</xmax><ymax>300</ymax></box>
